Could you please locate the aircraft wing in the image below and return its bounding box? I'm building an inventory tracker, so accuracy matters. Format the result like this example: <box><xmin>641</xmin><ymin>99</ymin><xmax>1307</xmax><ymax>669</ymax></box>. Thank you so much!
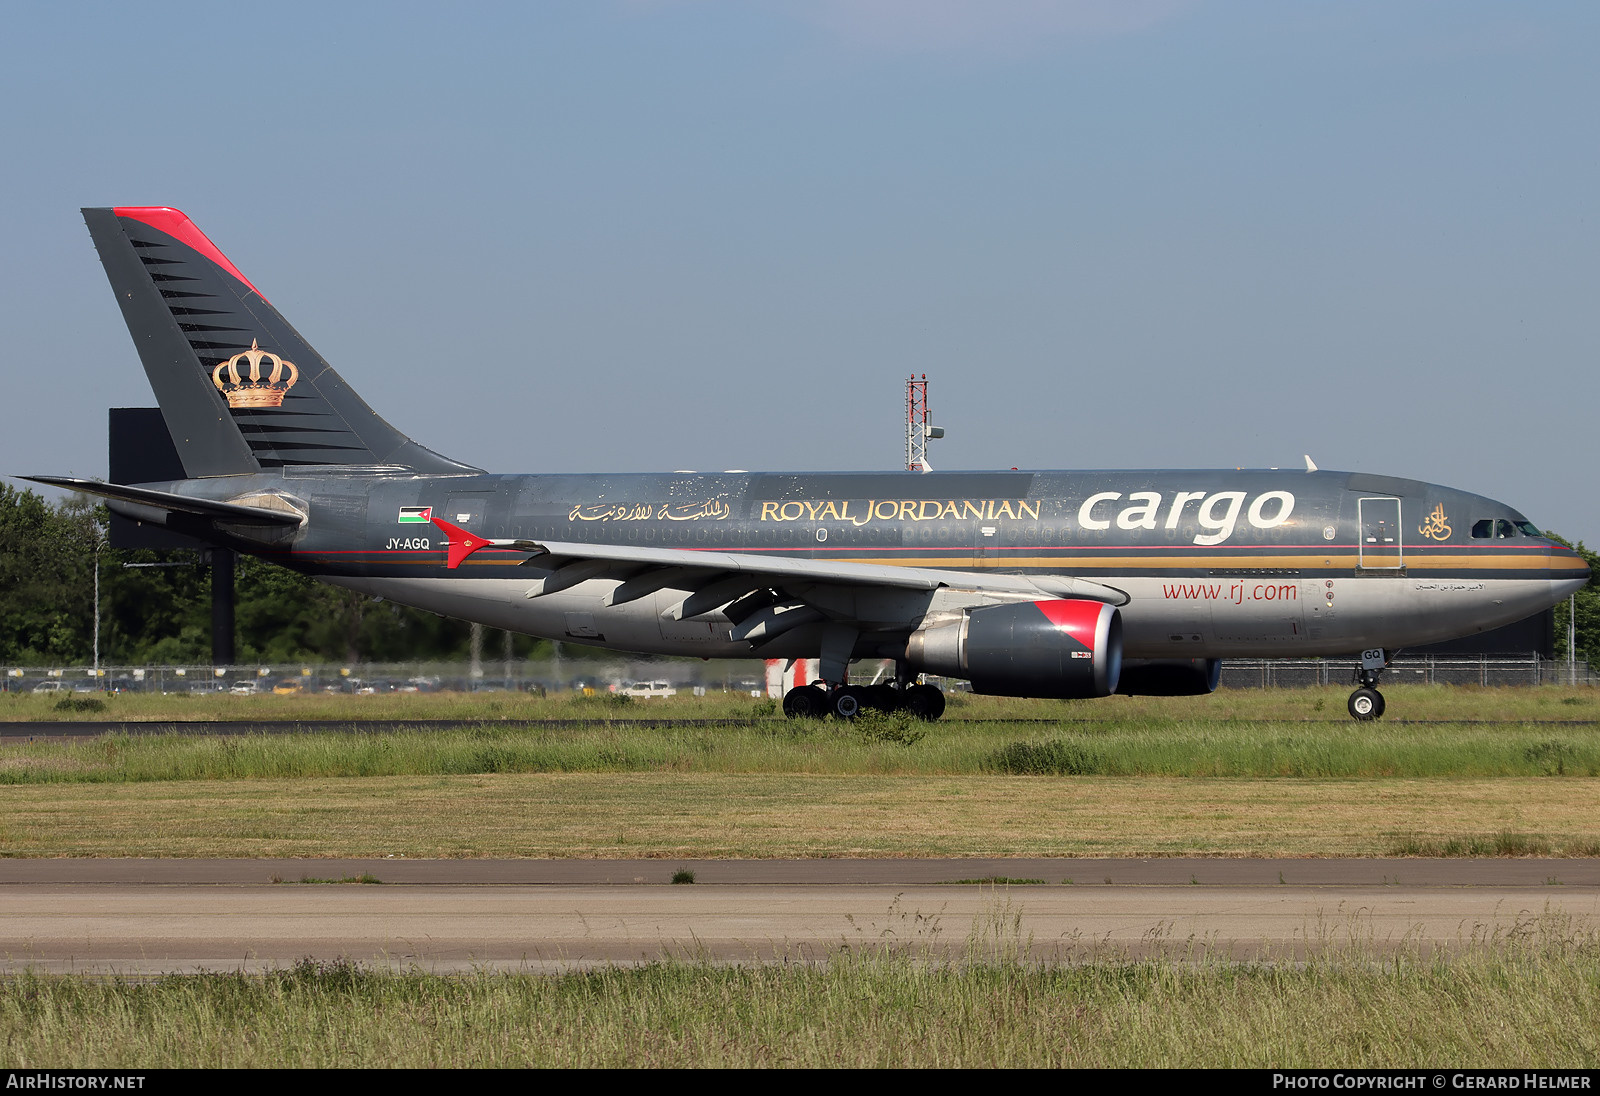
<box><xmin>432</xmin><ymin>518</ymin><xmax>1128</xmax><ymax>645</ymax></box>
<box><xmin>524</xmin><ymin>537</ymin><xmax>1127</xmax><ymax>602</ymax></box>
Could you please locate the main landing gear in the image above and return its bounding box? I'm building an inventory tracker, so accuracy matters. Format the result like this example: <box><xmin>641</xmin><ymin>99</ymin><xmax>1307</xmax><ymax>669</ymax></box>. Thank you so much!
<box><xmin>1347</xmin><ymin>648</ymin><xmax>1394</xmax><ymax>721</ymax></box>
<box><xmin>782</xmin><ymin>678</ymin><xmax>947</xmax><ymax>721</ymax></box>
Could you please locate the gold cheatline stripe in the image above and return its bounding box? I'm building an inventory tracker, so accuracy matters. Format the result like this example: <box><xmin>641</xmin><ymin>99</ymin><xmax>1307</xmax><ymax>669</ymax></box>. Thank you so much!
<box><xmin>804</xmin><ymin>554</ymin><xmax>1571</xmax><ymax>572</ymax></box>
<box><xmin>451</xmin><ymin>550</ymin><xmax>1578</xmax><ymax>573</ymax></box>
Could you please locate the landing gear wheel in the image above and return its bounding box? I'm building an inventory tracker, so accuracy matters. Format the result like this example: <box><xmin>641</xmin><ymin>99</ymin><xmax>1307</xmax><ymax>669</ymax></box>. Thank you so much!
<box><xmin>1348</xmin><ymin>686</ymin><xmax>1385</xmax><ymax>721</ymax></box>
<box><xmin>865</xmin><ymin>684</ymin><xmax>901</xmax><ymax>712</ymax></box>
<box><xmin>782</xmin><ymin>684</ymin><xmax>827</xmax><ymax>719</ymax></box>
<box><xmin>905</xmin><ymin>684</ymin><xmax>946</xmax><ymax>721</ymax></box>
<box><xmin>831</xmin><ymin>685</ymin><xmax>867</xmax><ymax>719</ymax></box>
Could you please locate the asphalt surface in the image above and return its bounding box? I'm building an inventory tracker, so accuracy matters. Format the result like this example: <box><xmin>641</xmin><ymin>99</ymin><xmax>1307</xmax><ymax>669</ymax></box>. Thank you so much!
<box><xmin>3</xmin><ymin>858</ymin><xmax>1596</xmax><ymax>974</ymax></box>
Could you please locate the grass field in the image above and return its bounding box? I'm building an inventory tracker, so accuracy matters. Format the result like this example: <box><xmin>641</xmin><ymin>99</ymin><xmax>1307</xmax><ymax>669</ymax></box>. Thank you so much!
<box><xmin>2</xmin><ymin>684</ymin><xmax>1598</xmax><ymax>858</ymax></box>
<box><xmin>6</xmin><ymin>772</ymin><xmax>1600</xmax><ymax>858</ymax></box>
<box><xmin>5</xmin><ymin>684</ymin><xmax>1598</xmax><ymax>1068</ymax></box>
<box><xmin>4</xmin><ymin>925</ymin><xmax>1598</xmax><ymax>1067</ymax></box>
<box><xmin>5</xmin><ymin>681</ymin><xmax>1599</xmax><ymax>723</ymax></box>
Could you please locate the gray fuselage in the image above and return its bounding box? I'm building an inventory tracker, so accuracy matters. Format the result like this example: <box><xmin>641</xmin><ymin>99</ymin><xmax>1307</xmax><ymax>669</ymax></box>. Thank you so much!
<box><xmin>148</xmin><ymin>465</ymin><xmax>1588</xmax><ymax>665</ymax></box>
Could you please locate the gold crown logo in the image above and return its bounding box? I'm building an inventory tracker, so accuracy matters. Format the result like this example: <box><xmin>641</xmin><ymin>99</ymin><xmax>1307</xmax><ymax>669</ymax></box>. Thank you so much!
<box><xmin>212</xmin><ymin>340</ymin><xmax>299</xmax><ymax>409</ymax></box>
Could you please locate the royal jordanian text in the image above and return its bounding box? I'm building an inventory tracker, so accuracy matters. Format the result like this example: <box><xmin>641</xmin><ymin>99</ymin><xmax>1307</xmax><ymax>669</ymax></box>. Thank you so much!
<box><xmin>758</xmin><ymin>498</ymin><xmax>1042</xmax><ymax>525</ymax></box>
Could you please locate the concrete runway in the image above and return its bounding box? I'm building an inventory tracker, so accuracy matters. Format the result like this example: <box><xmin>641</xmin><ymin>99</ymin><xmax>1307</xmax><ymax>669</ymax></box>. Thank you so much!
<box><xmin>4</xmin><ymin>858</ymin><xmax>1597</xmax><ymax>974</ymax></box>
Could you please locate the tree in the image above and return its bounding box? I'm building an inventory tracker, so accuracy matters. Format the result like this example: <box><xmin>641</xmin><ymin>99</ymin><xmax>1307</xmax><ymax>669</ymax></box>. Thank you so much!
<box><xmin>0</xmin><ymin>485</ymin><xmax>99</xmax><ymax>664</ymax></box>
<box><xmin>1545</xmin><ymin>534</ymin><xmax>1600</xmax><ymax>667</ymax></box>
<box><xmin>0</xmin><ymin>485</ymin><xmax>482</xmax><ymax>667</ymax></box>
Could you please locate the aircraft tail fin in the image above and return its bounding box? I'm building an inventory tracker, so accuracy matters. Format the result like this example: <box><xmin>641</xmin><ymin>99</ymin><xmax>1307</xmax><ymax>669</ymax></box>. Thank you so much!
<box><xmin>81</xmin><ymin>207</ymin><xmax>480</xmax><ymax>479</ymax></box>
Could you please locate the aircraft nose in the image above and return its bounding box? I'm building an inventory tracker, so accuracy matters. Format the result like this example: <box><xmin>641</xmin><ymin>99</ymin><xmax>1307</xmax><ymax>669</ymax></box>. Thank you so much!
<box><xmin>1548</xmin><ymin>542</ymin><xmax>1591</xmax><ymax>601</ymax></box>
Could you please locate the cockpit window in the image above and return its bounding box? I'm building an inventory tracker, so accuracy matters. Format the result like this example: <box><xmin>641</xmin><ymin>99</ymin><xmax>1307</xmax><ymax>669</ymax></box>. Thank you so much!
<box><xmin>1515</xmin><ymin>521</ymin><xmax>1543</xmax><ymax>538</ymax></box>
<box><xmin>1472</xmin><ymin>519</ymin><xmax>1527</xmax><ymax>539</ymax></box>
<box><xmin>1472</xmin><ymin>519</ymin><xmax>1492</xmax><ymax>539</ymax></box>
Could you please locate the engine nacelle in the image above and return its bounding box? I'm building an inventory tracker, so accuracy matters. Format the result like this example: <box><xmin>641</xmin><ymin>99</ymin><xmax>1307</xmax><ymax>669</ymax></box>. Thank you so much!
<box><xmin>904</xmin><ymin>599</ymin><xmax>1122</xmax><ymax>698</ymax></box>
<box><xmin>1115</xmin><ymin>658</ymin><xmax>1222</xmax><ymax>696</ymax></box>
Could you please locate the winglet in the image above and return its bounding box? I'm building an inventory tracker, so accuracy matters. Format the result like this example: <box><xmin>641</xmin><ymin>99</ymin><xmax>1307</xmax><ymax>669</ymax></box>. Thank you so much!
<box><xmin>430</xmin><ymin>517</ymin><xmax>495</xmax><ymax>569</ymax></box>
<box><xmin>1304</xmin><ymin>454</ymin><xmax>1319</xmax><ymax>473</ymax></box>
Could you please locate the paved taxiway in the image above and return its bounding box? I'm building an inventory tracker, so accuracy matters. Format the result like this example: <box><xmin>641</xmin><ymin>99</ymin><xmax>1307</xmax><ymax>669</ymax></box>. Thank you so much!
<box><xmin>3</xmin><ymin>859</ymin><xmax>1595</xmax><ymax>974</ymax></box>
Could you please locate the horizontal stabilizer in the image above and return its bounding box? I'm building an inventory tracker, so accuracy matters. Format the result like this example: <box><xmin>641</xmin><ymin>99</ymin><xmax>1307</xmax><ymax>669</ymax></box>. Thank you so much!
<box><xmin>23</xmin><ymin>476</ymin><xmax>305</xmax><ymax>527</ymax></box>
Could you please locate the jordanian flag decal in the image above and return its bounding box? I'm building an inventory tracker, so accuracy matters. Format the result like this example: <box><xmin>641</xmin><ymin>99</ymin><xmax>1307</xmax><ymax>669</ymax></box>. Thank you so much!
<box><xmin>398</xmin><ymin>507</ymin><xmax>433</xmax><ymax>524</ymax></box>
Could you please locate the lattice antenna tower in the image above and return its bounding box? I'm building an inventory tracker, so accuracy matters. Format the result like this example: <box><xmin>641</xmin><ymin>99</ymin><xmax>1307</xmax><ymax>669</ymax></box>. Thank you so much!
<box><xmin>905</xmin><ymin>374</ymin><xmax>943</xmax><ymax>471</ymax></box>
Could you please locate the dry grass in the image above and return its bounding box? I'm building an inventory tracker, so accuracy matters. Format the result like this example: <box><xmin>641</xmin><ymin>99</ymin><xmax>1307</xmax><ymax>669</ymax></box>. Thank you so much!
<box><xmin>3</xmin><ymin>772</ymin><xmax>1599</xmax><ymax>858</ymax></box>
<box><xmin>5</xmin><ymin>915</ymin><xmax>1600</xmax><ymax>1067</ymax></box>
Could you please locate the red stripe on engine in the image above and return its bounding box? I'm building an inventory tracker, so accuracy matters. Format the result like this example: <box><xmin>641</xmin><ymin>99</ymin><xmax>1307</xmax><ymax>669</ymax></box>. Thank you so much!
<box><xmin>1033</xmin><ymin>599</ymin><xmax>1103</xmax><ymax>647</ymax></box>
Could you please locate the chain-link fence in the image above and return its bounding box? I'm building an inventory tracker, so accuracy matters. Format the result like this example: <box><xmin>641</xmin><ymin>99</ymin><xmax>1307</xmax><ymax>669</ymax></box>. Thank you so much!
<box><xmin>1</xmin><ymin>658</ymin><xmax>775</xmax><ymax>696</ymax></box>
<box><xmin>1220</xmin><ymin>655</ymin><xmax>1599</xmax><ymax>690</ymax></box>
<box><xmin>7</xmin><ymin>654</ymin><xmax>1596</xmax><ymax>696</ymax></box>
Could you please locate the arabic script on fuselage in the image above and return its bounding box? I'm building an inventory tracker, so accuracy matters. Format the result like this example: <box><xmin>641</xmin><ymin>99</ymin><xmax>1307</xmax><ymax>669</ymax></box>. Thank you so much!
<box><xmin>569</xmin><ymin>499</ymin><xmax>732</xmax><ymax>523</ymax></box>
<box><xmin>1418</xmin><ymin>503</ymin><xmax>1452</xmax><ymax>541</ymax></box>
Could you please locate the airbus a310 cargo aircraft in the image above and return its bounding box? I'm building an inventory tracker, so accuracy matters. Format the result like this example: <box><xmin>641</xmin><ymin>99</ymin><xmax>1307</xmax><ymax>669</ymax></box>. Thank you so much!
<box><xmin>25</xmin><ymin>207</ymin><xmax>1589</xmax><ymax>721</ymax></box>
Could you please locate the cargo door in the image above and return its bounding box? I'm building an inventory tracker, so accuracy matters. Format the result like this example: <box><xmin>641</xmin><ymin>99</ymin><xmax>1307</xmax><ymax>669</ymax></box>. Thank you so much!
<box><xmin>1358</xmin><ymin>497</ymin><xmax>1403</xmax><ymax>570</ymax></box>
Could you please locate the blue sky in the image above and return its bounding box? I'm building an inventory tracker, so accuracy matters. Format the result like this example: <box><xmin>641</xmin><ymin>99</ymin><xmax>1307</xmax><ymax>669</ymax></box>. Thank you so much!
<box><xmin>3</xmin><ymin>1</ymin><xmax>1597</xmax><ymax>543</ymax></box>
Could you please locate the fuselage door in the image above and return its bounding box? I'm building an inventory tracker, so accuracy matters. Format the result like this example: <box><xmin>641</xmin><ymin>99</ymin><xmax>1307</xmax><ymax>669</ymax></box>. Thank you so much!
<box><xmin>1358</xmin><ymin>497</ymin><xmax>1403</xmax><ymax>570</ymax></box>
<box><xmin>444</xmin><ymin>495</ymin><xmax>490</xmax><ymax>529</ymax></box>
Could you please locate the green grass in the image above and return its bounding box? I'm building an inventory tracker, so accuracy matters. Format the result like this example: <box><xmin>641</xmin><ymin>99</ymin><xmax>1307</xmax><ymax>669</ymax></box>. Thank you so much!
<box><xmin>5</xmin><ymin>714</ymin><xmax>1600</xmax><ymax>784</ymax></box>
<box><xmin>3</xmin><ymin>682</ymin><xmax>1598</xmax><ymax>724</ymax></box>
<box><xmin>1385</xmin><ymin>832</ymin><xmax>1600</xmax><ymax>857</ymax></box>
<box><xmin>5</xmin><ymin>920</ymin><xmax>1599</xmax><ymax>1067</ymax></box>
<box><xmin>4</xmin><ymin>684</ymin><xmax>1600</xmax><ymax>859</ymax></box>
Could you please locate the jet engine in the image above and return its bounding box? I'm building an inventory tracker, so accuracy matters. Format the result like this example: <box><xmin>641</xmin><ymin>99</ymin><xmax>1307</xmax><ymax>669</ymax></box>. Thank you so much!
<box><xmin>904</xmin><ymin>599</ymin><xmax>1122</xmax><ymax>698</ymax></box>
<box><xmin>1115</xmin><ymin>658</ymin><xmax>1222</xmax><ymax>696</ymax></box>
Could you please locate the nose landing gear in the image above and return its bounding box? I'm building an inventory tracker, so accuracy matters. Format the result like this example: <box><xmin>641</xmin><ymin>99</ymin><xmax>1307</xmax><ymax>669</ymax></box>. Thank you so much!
<box><xmin>1348</xmin><ymin>686</ymin><xmax>1385</xmax><ymax>720</ymax></box>
<box><xmin>1347</xmin><ymin>648</ymin><xmax>1394</xmax><ymax>721</ymax></box>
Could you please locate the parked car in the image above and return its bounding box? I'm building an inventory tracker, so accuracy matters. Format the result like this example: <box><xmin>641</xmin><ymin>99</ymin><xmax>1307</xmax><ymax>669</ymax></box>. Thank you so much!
<box><xmin>619</xmin><ymin>680</ymin><xmax>677</xmax><ymax>699</ymax></box>
<box><xmin>229</xmin><ymin>680</ymin><xmax>260</xmax><ymax>696</ymax></box>
<box><xmin>31</xmin><ymin>681</ymin><xmax>67</xmax><ymax>694</ymax></box>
